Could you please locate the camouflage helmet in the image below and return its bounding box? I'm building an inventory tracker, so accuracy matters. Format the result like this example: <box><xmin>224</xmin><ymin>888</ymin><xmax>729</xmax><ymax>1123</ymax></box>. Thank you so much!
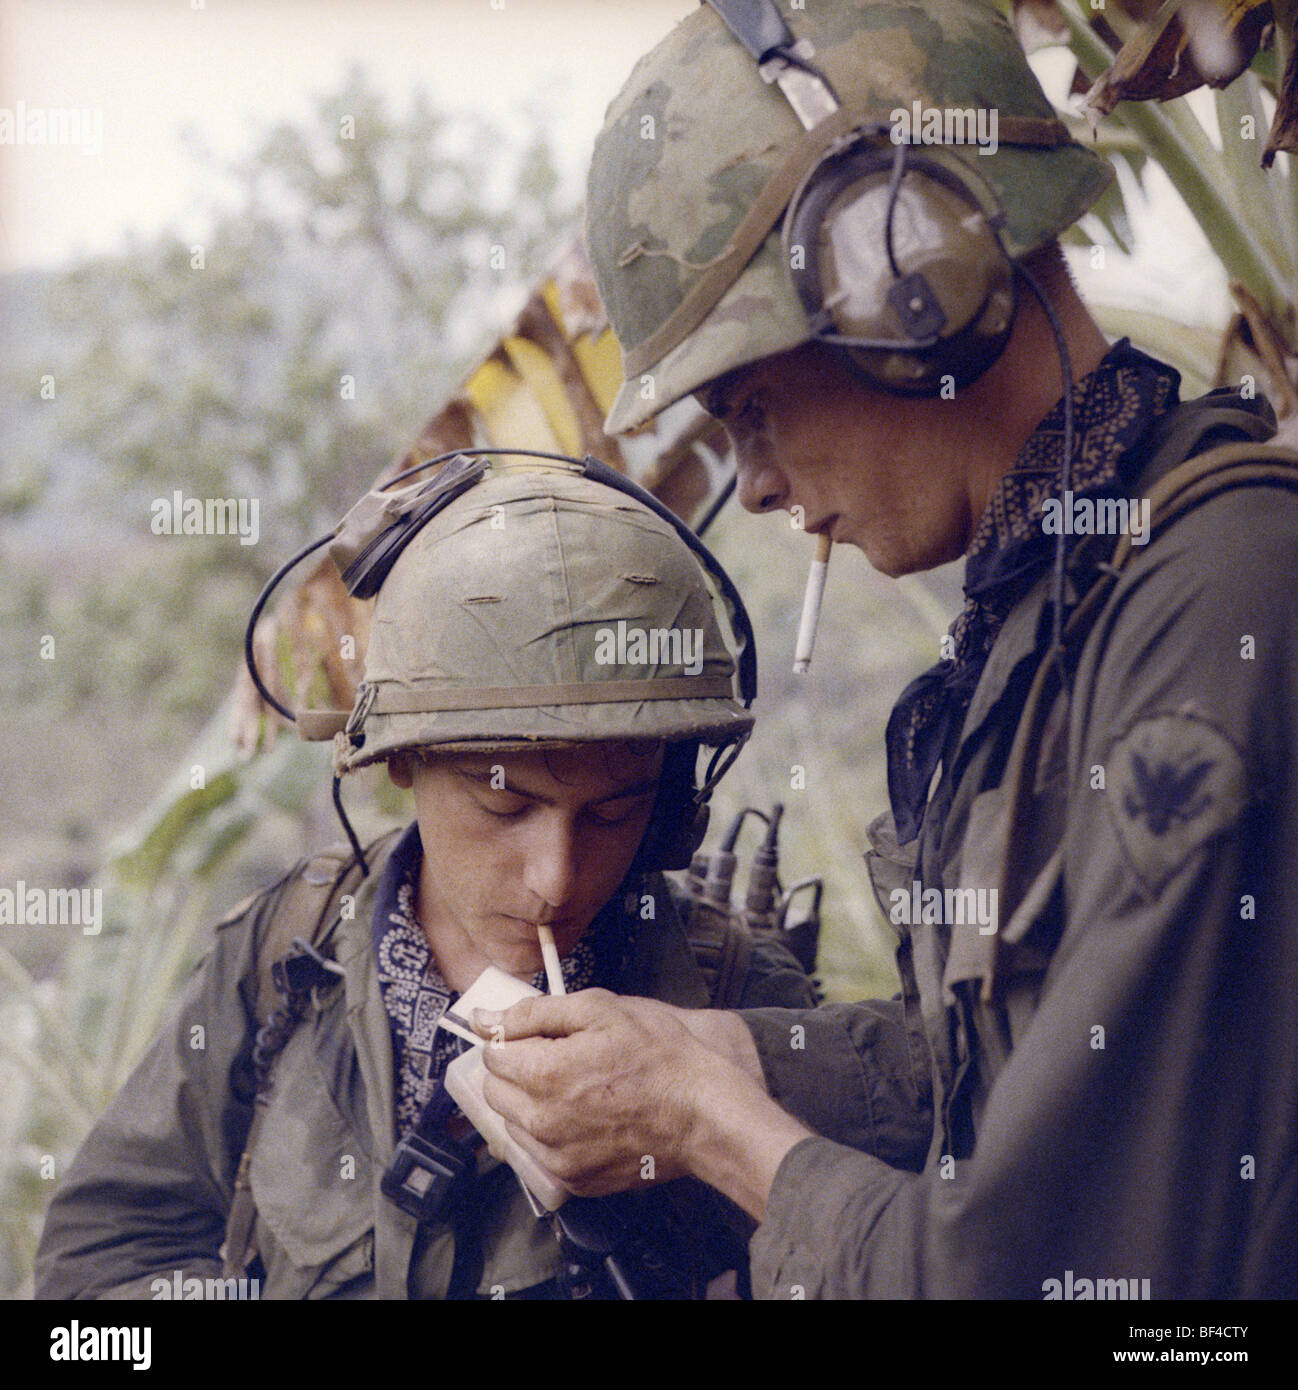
<box><xmin>334</xmin><ymin>463</ymin><xmax>753</xmax><ymax>774</ymax></box>
<box><xmin>587</xmin><ymin>0</ymin><xmax>1113</xmax><ymax>433</ymax></box>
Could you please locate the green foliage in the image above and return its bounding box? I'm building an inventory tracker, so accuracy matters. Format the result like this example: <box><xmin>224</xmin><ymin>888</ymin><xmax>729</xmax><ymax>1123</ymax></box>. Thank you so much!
<box><xmin>1054</xmin><ymin>0</ymin><xmax>1298</xmax><ymax>375</ymax></box>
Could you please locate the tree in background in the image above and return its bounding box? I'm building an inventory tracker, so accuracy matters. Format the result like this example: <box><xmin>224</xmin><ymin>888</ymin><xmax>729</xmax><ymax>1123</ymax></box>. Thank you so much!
<box><xmin>1017</xmin><ymin>0</ymin><xmax>1296</xmax><ymax>408</ymax></box>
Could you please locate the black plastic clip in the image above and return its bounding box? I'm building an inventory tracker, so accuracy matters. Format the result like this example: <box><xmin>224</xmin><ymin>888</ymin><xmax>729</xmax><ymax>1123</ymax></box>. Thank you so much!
<box><xmin>381</xmin><ymin>1131</ymin><xmax>475</xmax><ymax>1224</ymax></box>
<box><xmin>272</xmin><ymin>937</ymin><xmax>346</xmax><ymax>999</ymax></box>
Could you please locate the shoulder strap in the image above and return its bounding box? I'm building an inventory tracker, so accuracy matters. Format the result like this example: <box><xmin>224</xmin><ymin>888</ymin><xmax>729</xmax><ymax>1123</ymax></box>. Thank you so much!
<box><xmin>995</xmin><ymin>438</ymin><xmax>1298</xmax><ymax>932</ymax></box>
<box><xmin>970</xmin><ymin>432</ymin><xmax>1298</xmax><ymax>1085</ymax></box>
<box><xmin>1110</xmin><ymin>441</ymin><xmax>1298</xmax><ymax>574</ymax></box>
<box><xmin>683</xmin><ymin>898</ymin><xmax>754</xmax><ymax>1010</ymax></box>
<box><xmin>222</xmin><ymin>826</ymin><xmax>400</xmax><ymax>1279</ymax></box>
<box><xmin>251</xmin><ymin>828</ymin><xmax>400</xmax><ymax>1027</ymax></box>
<box><xmin>1134</xmin><ymin>387</ymin><xmax>1276</xmax><ymax>489</ymax></box>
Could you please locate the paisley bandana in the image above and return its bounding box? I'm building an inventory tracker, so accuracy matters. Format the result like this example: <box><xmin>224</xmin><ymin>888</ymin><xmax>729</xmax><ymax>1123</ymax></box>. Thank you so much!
<box><xmin>884</xmin><ymin>340</ymin><xmax>1181</xmax><ymax>845</ymax></box>
<box><xmin>372</xmin><ymin>823</ymin><xmax>637</xmax><ymax>1136</ymax></box>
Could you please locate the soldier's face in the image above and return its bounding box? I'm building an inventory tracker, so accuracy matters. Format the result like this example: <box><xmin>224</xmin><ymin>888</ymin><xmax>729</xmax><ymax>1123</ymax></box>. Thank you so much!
<box><xmin>391</xmin><ymin>741</ymin><xmax>664</xmax><ymax>982</ymax></box>
<box><xmin>699</xmin><ymin>341</ymin><xmax>982</xmax><ymax>576</ymax></box>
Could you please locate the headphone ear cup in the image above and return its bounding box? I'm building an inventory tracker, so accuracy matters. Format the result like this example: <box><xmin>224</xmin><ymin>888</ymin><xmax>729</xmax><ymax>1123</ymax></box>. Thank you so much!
<box><xmin>639</xmin><ymin>741</ymin><xmax>707</xmax><ymax>872</ymax></box>
<box><xmin>654</xmin><ymin>797</ymin><xmax>710</xmax><ymax>872</ymax></box>
<box><xmin>784</xmin><ymin>142</ymin><xmax>1017</xmax><ymax>395</ymax></box>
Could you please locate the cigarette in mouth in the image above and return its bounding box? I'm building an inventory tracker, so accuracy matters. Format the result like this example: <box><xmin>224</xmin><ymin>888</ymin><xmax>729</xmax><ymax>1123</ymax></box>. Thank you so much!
<box><xmin>793</xmin><ymin>532</ymin><xmax>832</xmax><ymax>674</ymax></box>
<box><xmin>536</xmin><ymin>923</ymin><xmax>565</xmax><ymax>996</ymax></box>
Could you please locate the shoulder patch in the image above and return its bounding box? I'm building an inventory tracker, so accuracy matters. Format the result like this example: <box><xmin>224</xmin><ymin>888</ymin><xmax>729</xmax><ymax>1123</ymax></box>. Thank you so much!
<box><xmin>1105</xmin><ymin>712</ymin><xmax>1248</xmax><ymax>898</ymax></box>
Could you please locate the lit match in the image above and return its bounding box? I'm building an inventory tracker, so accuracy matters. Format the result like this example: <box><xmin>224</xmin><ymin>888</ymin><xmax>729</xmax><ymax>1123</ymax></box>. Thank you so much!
<box><xmin>793</xmin><ymin>532</ymin><xmax>832</xmax><ymax>674</ymax></box>
<box><xmin>536</xmin><ymin>924</ymin><xmax>565</xmax><ymax>996</ymax></box>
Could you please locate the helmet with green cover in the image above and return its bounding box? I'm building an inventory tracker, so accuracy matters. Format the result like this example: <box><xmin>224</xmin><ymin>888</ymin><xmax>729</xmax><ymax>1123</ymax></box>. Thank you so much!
<box><xmin>332</xmin><ymin>461</ymin><xmax>755</xmax><ymax>867</ymax></box>
<box><xmin>586</xmin><ymin>0</ymin><xmax>1114</xmax><ymax>433</ymax></box>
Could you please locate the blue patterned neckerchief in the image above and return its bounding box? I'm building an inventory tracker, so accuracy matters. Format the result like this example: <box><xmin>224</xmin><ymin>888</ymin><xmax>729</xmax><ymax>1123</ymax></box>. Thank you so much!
<box><xmin>371</xmin><ymin>822</ymin><xmax>637</xmax><ymax>1136</ymax></box>
<box><xmin>884</xmin><ymin>339</ymin><xmax>1181</xmax><ymax>846</ymax></box>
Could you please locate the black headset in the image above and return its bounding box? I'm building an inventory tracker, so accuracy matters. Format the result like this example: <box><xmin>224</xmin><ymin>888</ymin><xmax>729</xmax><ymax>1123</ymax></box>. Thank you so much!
<box><xmin>244</xmin><ymin>447</ymin><xmax>758</xmax><ymax>874</ymax></box>
<box><xmin>782</xmin><ymin>134</ymin><xmax>1019</xmax><ymax>394</ymax></box>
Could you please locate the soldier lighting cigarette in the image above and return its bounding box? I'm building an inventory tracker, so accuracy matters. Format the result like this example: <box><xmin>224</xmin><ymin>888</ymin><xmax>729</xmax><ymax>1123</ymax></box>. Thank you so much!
<box><xmin>536</xmin><ymin>923</ymin><xmax>566</xmax><ymax>996</ymax></box>
<box><xmin>792</xmin><ymin>532</ymin><xmax>833</xmax><ymax>674</ymax></box>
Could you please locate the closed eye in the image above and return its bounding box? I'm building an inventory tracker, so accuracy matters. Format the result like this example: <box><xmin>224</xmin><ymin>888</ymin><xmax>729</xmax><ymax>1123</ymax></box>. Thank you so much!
<box><xmin>700</xmin><ymin>383</ymin><xmax>731</xmax><ymax>419</ymax></box>
<box><xmin>473</xmin><ymin>793</ymin><xmax>532</xmax><ymax>819</ymax></box>
<box><xmin>698</xmin><ymin>368</ymin><xmax>751</xmax><ymax>421</ymax></box>
<box><xmin>585</xmin><ymin>793</ymin><xmax>655</xmax><ymax>826</ymax></box>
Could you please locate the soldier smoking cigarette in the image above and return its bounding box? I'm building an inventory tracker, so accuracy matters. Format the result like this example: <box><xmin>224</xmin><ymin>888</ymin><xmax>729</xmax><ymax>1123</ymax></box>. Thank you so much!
<box><xmin>536</xmin><ymin>923</ymin><xmax>565</xmax><ymax>996</ymax></box>
<box><xmin>793</xmin><ymin>532</ymin><xmax>832</xmax><ymax>674</ymax></box>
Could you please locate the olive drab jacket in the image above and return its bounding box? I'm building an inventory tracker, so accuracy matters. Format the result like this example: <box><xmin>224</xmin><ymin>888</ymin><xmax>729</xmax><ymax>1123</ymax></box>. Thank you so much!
<box><xmin>740</xmin><ymin>403</ymin><xmax>1298</xmax><ymax>1299</ymax></box>
<box><xmin>34</xmin><ymin>831</ymin><xmax>814</xmax><ymax>1299</ymax></box>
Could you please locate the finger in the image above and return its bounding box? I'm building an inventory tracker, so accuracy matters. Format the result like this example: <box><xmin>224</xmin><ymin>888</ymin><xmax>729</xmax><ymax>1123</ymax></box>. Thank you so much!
<box><xmin>478</xmin><ymin>1029</ymin><xmax>598</xmax><ymax>1092</ymax></box>
<box><xmin>479</xmin><ymin>1067</ymin><xmax>546</xmax><ymax>1136</ymax></box>
<box><xmin>482</xmin><ymin>1069</ymin><xmax>608</xmax><ymax>1183</ymax></box>
<box><xmin>471</xmin><ymin>1077</ymin><xmax>607</xmax><ymax>1197</ymax></box>
<box><xmin>495</xmin><ymin>1112</ymin><xmax>628</xmax><ymax>1198</ymax></box>
<box><xmin>472</xmin><ymin>986</ymin><xmax>619</xmax><ymax>1041</ymax></box>
<box><xmin>477</xmin><ymin>1033</ymin><xmax>533</xmax><ymax>1082</ymax></box>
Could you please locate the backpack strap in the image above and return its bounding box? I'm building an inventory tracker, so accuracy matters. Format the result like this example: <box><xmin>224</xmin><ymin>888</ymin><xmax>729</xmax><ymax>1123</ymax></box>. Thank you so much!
<box><xmin>987</xmin><ymin>386</ymin><xmax>1286</xmax><ymax>932</ymax></box>
<box><xmin>994</xmin><ymin>438</ymin><xmax>1298</xmax><ymax>965</ymax></box>
<box><xmin>966</xmin><ymin>436</ymin><xmax>1298</xmax><ymax>1090</ymax></box>
<box><xmin>1111</xmin><ymin>442</ymin><xmax>1298</xmax><ymax>572</ymax></box>
<box><xmin>249</xmin><ymin>831</ymin><xmax>400</xmax><ymax>1027</ymax></box>
<box><xmin>683</xmin><ymin>898</ymin><xmax>754</xmax><ymax>1010</ymax></box>
<box><xmin>1134</xmin><ymin>387</ymin><xmax>1276</xmax><ymax>485</ymax></box>
<box><xmin>221</xmin><ymin>827</ymin><xmax>401</xmax><ymax>1278</ymax></box>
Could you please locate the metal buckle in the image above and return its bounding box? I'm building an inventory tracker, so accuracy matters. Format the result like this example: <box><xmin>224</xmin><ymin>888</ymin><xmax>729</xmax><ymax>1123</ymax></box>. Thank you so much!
<box><xmin>381</xmin><ymin>1133</ymin><xmax>474</xmax><ymax>1223</ymax></box>
<box><xmin>344</xmin><ymin>682</ymin><xmax>377</xmax><ymax>746</ymax></box>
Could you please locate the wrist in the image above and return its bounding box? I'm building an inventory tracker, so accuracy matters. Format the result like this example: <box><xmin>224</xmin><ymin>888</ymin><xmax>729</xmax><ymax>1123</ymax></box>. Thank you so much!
<box><xmin>678</xmin><ymin>1050</ymin><xmax>813</xmax><ymax>1222</ymax></box>
<box><xmin>678</xmin><ymin>1007</ymin><xmax>766</xmax><ymax>1085</ymax></box>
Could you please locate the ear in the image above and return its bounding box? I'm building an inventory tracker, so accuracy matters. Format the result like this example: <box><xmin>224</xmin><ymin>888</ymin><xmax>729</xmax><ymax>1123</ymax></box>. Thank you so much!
<box><xmin>387</xmin><ymin>753</ymin><xmax>414</xmax><ymax>790</ymax></box>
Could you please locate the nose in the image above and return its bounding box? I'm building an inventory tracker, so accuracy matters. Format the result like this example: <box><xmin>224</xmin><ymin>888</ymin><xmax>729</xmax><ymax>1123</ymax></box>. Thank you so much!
<box><xmin>732</xmin><ymin>441</ymin><xmax>788</xmax><ymax>515</ymax></box>
<box><xmin>522</xmin><ymin>811</ymin><xmax>579</xmax><ymax>914</ymax></box>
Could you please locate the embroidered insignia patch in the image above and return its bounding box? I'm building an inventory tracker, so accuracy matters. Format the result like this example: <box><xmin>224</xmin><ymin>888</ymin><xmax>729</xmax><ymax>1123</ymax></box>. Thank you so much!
<box><xmin>1105</xmin><ymin>713</ymin><xmax>1249</xmax><ymax>898</ymax></box>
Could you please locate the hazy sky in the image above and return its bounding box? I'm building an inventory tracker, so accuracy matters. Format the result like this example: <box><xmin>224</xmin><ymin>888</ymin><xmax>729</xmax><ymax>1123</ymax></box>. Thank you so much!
<box><xmin>0</xmin><ymin>0</ymin><xmax>1231</xmax><ymax>328</ymax></box>
<box><xmin>0</xmin><ymin>0</ymin><xmax>694</xmax><ymax>273</ymax></box>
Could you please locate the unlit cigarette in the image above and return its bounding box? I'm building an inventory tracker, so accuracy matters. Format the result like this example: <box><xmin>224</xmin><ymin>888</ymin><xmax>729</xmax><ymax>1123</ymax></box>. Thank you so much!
<box><xmin>536</xmin><ymin>924</ymin><xmax>565</xmax><ymax>995</ymax></box>
<box><xmin>793</xmin><ymin>532</ymin><xmax>832</xmax><ymax>674</ymax></box>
